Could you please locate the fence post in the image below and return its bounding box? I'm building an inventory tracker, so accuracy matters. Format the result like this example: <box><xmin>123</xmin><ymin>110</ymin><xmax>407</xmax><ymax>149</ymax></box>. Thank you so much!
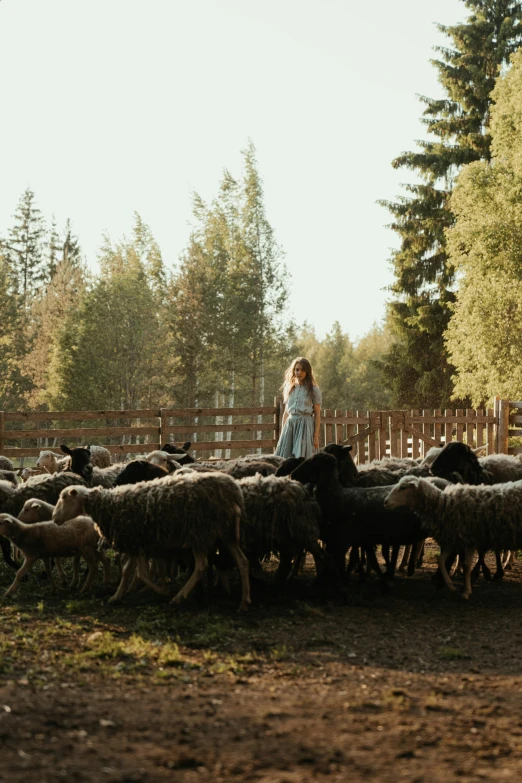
<box><xmin>274</xmin><ymin>396</ymin><xmax>283</xmax><ymax>447</ymax></box>
<box><xmin>160</xmin><ymin>408</ymin><xmax>168</xmax><ymax>450</ymax></box>
<box><xmin>496</xmin><ymin>398</ymin><xmax>509</xmax><ymax>455</ymax></box>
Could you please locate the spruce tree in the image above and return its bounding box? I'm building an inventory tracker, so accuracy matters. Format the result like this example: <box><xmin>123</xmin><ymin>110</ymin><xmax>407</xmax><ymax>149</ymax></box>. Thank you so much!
<box><xmin>380</xmin><ymin>0</ymin><xmax>522</xmax><ymax>407</ymax></box>
<box><xmin>6</xmin><ymin>187</ymin><xmax>46</xmax><ymax>307</ymax></box>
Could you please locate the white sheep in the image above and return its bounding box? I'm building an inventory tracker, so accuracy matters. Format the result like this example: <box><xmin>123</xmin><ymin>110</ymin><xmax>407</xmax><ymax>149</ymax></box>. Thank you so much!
<box><xmin>0</xmin><ymin>513</ymin><xmax>108</xmax><ymax>597</ymax></box>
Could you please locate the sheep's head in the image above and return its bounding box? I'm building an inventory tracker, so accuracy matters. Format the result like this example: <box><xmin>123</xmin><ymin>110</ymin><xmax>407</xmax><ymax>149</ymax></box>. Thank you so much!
<box><xmin>291</xmin><ymin>452</ymin><xmax>337</xmax><ymax>485</ymax></box>
<box><xmin>0</xmin><ymin>513</ymin><xmax>18</xmax><ymax>537</ymax></box>
<box><xmin>431</xmin><ymin>441</ymin><xmax>482</xmax><ymax>484</ymax></box>
<box><xmin>36</xmin><ymin>451</ymin><xmax>60</xmax><ymax>473</ymax></box>
<box><xmin>384</xmin><ymin>476</ymin><xmax>423</xmax><ymax>509</ymax></box>
<box><xmin>146</xmin><ymin>450</ymin><xmax>184</xmax><ymax>472</ymax></box>
<box><xmin>322</xmin><ymin>443</ymin><xmax>357</xmax><ymax>486</ymax></box>
<box><xmin>162</xmin><ymin>442</ymin><xmax>194</xmax><ymax>464</ymax></box>
<box><xmin>18</xmin><ymin>499</ymin><xmax>50</xmax><ymax>524</ymax></box>
<box><xmin>60</xmin><ymin>445</ymin><xmax>92</xmax><ymax>481</ymax></box>
<box><xmin>114</xmin><ymin>459</ymin><xmax>168</xmax><ymax>486</ymax></box>
<box><xmin>53</xmin><ymin>485</ymin><xmax>89</xmax><ymax>524</ymax></box>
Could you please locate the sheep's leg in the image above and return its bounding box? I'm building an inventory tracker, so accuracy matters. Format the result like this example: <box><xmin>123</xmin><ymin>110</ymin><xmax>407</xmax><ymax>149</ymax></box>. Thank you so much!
<box><xmin>96</xmin><ymin>550</ymin><xmax>111</xmax><ymax>586</ymax></box>
<box><xmin>136</xmin><ymin>556</ymin><xmax>169</xmax><ymax>595</ymax></box>
<box><xmin>461</xmin><ymin>547</ymin><xmax>476</xmax><ymax>600</ymax></box>
<box><xmin>309</xmin><ymin>543</ymin><xmax>344</xmax><ymax>596</ymax></box>
<box><xmin>407</xmin><ymin>539</ymin><xmax>424</xmax><ymax>577</ymax></box>
<box><xmin>42</xmin><ymin>557</ymin><xmax>58</xmax><ymax>592</ymax></box>
<box><xmin>386</xmin><ymin>544</ymin><xmax>400</xmax><ymax>580</ymax></box>
<box><xmin>289</xmin><ymin>550</ymin><xmax>306</xmax><ymax>579</ymax></box>
<box><xmin>398</xmin><ymin>544</ymin><xmax>411</xmax><ymax>573</ymax></box>
<box><xmin>69</xmin><ymin>554</ymin><xmax>82</xmax><ymax>588</ymax></box>
<box><xmin>54</xmin><ymin>557</ymin><xmax>68</xmax><ymax>587</ymax></box>
<box><xmin>108</xmin><ymin>555</ymin><xmax>136</xmax><ymax>603</ymax></box>
<box><xmin>493</xmin><ymin>550</ymin><xmax>504</xmax><ymax>581</ymax></box>
<box><xmin>5</xmin><ymin>556</ymin><xmax>38</xmax><ymax>597</ymax></box>
<box><xmin>504</xmin><ymin>550</ymin><xmax>515</xmax><ymax>570</ymax></box>
<box><xmin>345</xmin><ymin>546</ymin><xmax>359</xmax><ymax>578</ymax></box>
<box><xmin>365</xmin><ymin>547</ymin><xmax>388</xmax><ymax>592</ymax></box>
<box><xmin>171</xmin><ymin>551</ymin><xmax>208</xmax><ymax>605</ymax></box>
<box><xmin>276</xmin><ymin>551</ymin><xmax>293</xmax><ymax>583</ymax></box>
<box><xmin>80</xmin><ymin>549</ymin><xmax>98</xmax><ymax>593</ymax></box>
<box><xmin>1</xmin><ymin>536</ymin><xmax>20</xmax><ymax>572</ymax></box>
<box><xmin>438</xmin><ymin>548</ymin><xmax>457</xmax><ymax>593</ymax></box>
<box><xmin>416</xmin><ymin>540</ymin><xmax>425</xmax><ymax>568</ymax></box>
<box><xmin>222</xmin><ymin>541</ymin><xmax>251</xmax><ymax>611</ymax></box>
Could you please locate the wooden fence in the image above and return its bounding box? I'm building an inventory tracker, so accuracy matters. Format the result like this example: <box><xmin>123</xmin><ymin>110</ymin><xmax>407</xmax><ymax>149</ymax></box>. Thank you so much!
<box><xmin>1</xmin><ymin>397</ymin><xmax>518</xmax><ymax>465</ymax></box>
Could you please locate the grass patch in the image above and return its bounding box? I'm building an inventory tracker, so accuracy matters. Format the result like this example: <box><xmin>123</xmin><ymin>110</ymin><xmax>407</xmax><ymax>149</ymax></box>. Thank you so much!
<box><xmin>436</xmin><ymin>646</ymin><xmax>471</xmax><ymax>660</ymax></box>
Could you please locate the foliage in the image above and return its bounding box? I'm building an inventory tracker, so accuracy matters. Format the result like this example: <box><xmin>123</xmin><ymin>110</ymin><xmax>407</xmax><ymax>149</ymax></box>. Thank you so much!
<box><xmin>167</xmin><ymin>142</ymin><xmax>293</xmax><ymax>409</ymax></box>
<box><xmin>445</xmin><ymin>49</ymin><xmax>522</xmax><ymax>404</ymax></box>
<box><xmin>46</xmin><ymin>215</ymin><xmax>172</xmax><ymax>410</ymax></box>
<box><xmin>380</xmin><ymin>0</ymin><xmax>522</xmax><ymax>408</ymax></box>
<box><xmin>295</xmin><ymin>320</ymin><xmax>394</xmax><ymax>411</ymax></box>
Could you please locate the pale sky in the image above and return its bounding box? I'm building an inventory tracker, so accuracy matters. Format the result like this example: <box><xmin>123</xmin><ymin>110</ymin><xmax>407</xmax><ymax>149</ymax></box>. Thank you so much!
<box><xmin>0</xmin><ymin>0</ymin><xmax>466</xmax><ymax>340</ymax></box>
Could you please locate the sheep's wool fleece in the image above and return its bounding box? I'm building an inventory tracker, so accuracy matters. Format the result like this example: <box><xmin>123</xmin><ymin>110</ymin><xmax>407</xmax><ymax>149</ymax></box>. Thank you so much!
<box><xmin>479</xmin><ymin>454</ymin><xmax>522</xmax><ymax>483</ymax></box>
<box><xmin>8</xmin><ymin>473</ymin><xmax>88</xmax><ymax>516</ymax></box>
<box><xmin>83</xmin><ymin>471</ymin><xmax>243</xmax><ymax>555</ymax></box>
<box><xmin>404</xmin><ymin>478</ymin><xmax>522</xmax><ymax>550</ymax></box>
<box><xmin>238</xmin><ymin>474</ymin><xmax>321</xmax><ymax>554</ymax></box>
<box><xmin>0</xmin><ymin>456</ymin><xmax>14</xmax><ymax>471</ymax></box>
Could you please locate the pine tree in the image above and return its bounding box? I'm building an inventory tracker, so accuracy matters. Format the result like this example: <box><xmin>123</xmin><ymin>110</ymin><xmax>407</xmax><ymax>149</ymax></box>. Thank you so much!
<box><xmin>6</xmin><ymin>187</ymin><xmax>46</xmax><ymax>306</ymax></box>
<box><xmin>380</xmin><ymin>1</ymin><xmax>522</xmax><ymax>407</ymax></box>
<box><xmin>0</xmin><ymin>252</ymin><xmax>33</xmax><ymax>408</ymax></box>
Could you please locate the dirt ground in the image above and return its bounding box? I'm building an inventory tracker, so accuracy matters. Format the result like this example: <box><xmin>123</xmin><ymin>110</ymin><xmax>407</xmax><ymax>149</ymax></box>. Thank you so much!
<box><xmin>1</xmin><ymin>547</ymin><xmax>522</xmax><ymax>782</ymax></box>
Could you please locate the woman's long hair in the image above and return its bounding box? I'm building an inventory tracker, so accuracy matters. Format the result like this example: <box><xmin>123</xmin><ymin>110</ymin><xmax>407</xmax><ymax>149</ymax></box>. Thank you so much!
<box><xmin>281</xmin><ymin>357</ymin><xmax>318</xmax><ymax>402</ymax></box>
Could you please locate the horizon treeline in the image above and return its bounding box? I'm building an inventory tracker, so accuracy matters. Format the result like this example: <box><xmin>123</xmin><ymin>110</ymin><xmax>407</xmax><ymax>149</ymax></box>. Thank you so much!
<box><xmin>0</xmin><ymin>142</ymin><xmax>394</xmax><ymax>414</ymax></box>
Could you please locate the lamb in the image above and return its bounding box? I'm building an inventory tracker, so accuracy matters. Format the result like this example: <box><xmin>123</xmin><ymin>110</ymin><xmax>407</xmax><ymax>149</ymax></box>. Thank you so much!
<box><xmin>384</xmin><ymin>475</ymin><xmax>522</xmax><ymax>599</ymax></box>
<box><xmin>52</xmin><ymin>471</ymin><xmax>251</xmax><ymax>610</ymax></box>
<box><xmin>17</xmin><ymin>497</ymin><xmax>109</xmax><ymax>588</ymax></box>
<box><xmin>36</xmin><ymin>450</ymin><xmax>70</xmax><ymax>474</ymax></box>
<box><xmin>0</xmin><ymin>456</ymin><xmax>14</xmax><ymax>471</ymax></box>
<box><xmin>0</xmin><ymin>513</ymin><xmax>106</xmax><ymax>597</ymax></box>
<box><xmin>290</xmin><ymin>452</ymin><xmax>424</xmax><ymax>586</ymax></box>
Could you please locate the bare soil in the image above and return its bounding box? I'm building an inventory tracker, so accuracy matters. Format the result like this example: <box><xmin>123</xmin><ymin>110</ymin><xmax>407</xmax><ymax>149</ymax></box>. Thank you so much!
<box><xmin>1</xmin><ymin>547</ymin><xmax>522</xmax><ymax>782</ymax></box>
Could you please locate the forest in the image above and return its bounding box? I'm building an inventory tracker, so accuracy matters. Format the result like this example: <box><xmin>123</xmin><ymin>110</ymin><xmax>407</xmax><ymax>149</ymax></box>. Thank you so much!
<box><xmin>3</xmin><ymin>1</ymin><xmax>522</xmax><ymax>414</ymax></box>
<box><xmin>0</xmin><ymin>141</ymin><xmax>393</xmax><ymax>416</ymax></box>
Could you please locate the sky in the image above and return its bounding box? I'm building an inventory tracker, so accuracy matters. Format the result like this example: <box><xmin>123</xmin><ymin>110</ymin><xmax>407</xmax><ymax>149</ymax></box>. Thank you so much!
<box><xmin>0</xmin><ymin>0</ymin><xmax>467</xmax><ymax>340</ymax></box>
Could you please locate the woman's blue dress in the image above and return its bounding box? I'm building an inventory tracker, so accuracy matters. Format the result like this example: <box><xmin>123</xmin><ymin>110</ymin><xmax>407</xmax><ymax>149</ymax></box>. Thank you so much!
<box><xmin>274</xmin><ymin>384</ymin><xmax>322</xmax><ymax>459</ymax></box>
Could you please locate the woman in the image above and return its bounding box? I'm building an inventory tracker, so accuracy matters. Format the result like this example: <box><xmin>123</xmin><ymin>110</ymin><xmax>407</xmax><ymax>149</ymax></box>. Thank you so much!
<box><xmin>274</xmin><ymin>357</ymin><xmax>322</xmax><ymax>459</ymax></box>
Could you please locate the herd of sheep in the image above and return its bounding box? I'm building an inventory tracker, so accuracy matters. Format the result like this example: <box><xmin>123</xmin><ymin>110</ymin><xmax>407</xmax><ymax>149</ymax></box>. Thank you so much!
<box><xmin>0</xmin><ymin>438</ymin><xmax>521</xmax><ymax>607</ymax></box>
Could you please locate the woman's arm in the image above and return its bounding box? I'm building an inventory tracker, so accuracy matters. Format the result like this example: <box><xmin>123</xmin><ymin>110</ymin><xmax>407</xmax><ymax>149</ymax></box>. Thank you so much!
<box><xmin>313</xmin><ymin>402</ymin><xmax>321</xmax><ymax>450</ymax></box>
<box><xmin>281</xmin><ymin>406</ymin><xmax>289</xmax><ymax>428</ymax></box>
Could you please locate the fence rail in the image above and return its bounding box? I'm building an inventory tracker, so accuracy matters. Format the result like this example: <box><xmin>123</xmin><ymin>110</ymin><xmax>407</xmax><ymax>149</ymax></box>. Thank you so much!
<box><xmin>0</xmin><ymin>397</ymin><xmax>517</xmax><ymax>464</ymax></box>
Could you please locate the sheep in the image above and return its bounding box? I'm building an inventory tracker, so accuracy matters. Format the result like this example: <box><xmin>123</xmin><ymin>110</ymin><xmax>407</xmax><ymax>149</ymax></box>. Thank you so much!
<box><xmin>145</xmin><ymin>450</ymin><xmax>185</xmax><ymax>472</ymax></box>
<box><xmin>235</xmin><ymin>473</ymin><xmax>341</xmax><ymax>590</ymax></box>
<box><xmin>0</xmin><ymin>470</ymin><xmax>18</xmax><ymax>486</ymax></box>
<box><xmin>0</xmin><ymin>456</ymin><xmax>14</xmax><ymax>471</ymax></box>
<box><xmin>237</xmin><ymin>453</ymin><xmax>285</xmax><ymax>468</ymax></box>
<box><xmin>89</xmin><ymin>463</ymin><xmax>131</xmax><ymax>488</ymax></box>
<box><xmin>290</xmin><ymin>452</ymin><xmax>424</xmax><ymax>587</ymax></box>
<box><xmin>0</xmin><ymin>472</ymin><xmax>88</xmax><ymax>521</ymax></box>
<box><xmin>113</xmin><ymin>460</ymin><xmax>169</xmax><ymax>486</ymax></box>
<box><xmin>0</xmin><ymin>513</ymin><xmax>107</xmax><ymax>596</ymax></box>
<box><xmin>52</xmin><ymin>471</ymin><xmax>251</xmax><ymax>611</ymax></box>
<box><xmin>384</xmin><ymin>475</ymin><xmax>522</xmax><ymax>599</ymax></box>
<box><xmin>161</xmin><ymin>442</ymin><xmax>195</xmax><ymax>464</ymax></box>
<box><xmin>19</xmin><ymin>467</ymin><xmax>46</xmax><ymax>482</ymax></box>
<box><xmin>16</xmin><ymin>498</ymin><xmax>106</xmax><ymax>588</ymax></box>
<box><xmin>36</xmin><ymin>450</ymin><xmax>69</xmax><ymax>474</ymax></box>
<box><xmin>322</xmin><ymin>443</ymin><xmax>431</xmax><ymax>488</ymax></box>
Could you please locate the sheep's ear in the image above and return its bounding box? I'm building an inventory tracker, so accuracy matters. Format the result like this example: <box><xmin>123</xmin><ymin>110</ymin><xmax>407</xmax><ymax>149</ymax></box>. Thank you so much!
<box><xmin>31</xmin><ymin>502</ymin><xmax>40</xmax><ymax>509</ymax></box>
<box><xmin>182</xmin><ymin>442</ymin><xmax>191</xmax><ymax>451</ymax></box>
<box><xmin>341</xmin><ymin>445</ymin><xmax>353</xmax><ymax>456</ymax></box>
<box><xmin>61</xmin><ymin>445</ymin><xmax>72</xmax><ymax>456</ymax></box>
<box><xmin>70</xmin><ymin>488</ymin><xmax>78</xmax><ymax>496</ymax></box>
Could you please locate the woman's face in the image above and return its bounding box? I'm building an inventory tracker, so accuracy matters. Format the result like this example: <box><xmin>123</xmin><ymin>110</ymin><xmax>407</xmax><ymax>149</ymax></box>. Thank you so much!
<box><xmin>294</xmin><ymin>362</ymin><xmax>307</xmax><ymax>382</ymax></box>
